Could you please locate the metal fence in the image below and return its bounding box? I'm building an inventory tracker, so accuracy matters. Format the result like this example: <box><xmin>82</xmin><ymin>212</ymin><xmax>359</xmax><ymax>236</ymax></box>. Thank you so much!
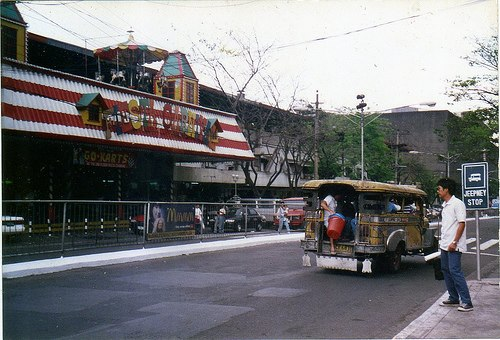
<box><xmin>2</xmin><ymin>200</ymin><xmax>283</xmax><ymax>258</ymax></box>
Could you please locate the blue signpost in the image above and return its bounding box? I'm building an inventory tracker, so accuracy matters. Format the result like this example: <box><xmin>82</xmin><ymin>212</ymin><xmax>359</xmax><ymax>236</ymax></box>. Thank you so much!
<box><xmin>461</xmin><ymin>162</ymin><xmax>489</xmax><ymax>280</ymax></box>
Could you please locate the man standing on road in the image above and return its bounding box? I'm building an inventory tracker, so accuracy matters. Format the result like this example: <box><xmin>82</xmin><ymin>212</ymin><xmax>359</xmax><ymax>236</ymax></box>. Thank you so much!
<box><xmin>437</xmin><ymin>178</ymin><xmax>474</xmax><ymax>312</ymax></box>
<box><xmin>277</xmin><ymin>203</ymin><xmax>290</xmax><ymax>234</ymax></box>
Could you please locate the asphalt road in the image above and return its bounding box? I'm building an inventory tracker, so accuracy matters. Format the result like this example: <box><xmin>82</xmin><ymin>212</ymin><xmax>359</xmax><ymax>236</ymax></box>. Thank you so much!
<box><xmin>3</xmin><ymin>217</ymin><xmax>498</xmax><ymax>339</ymax></box>
<box><xmin>3</xmin><ymin>245</ymin><xmax>443</xmax><ymax>339</ymax></box>
<box><xmin>460</xmin><ymin>216</ymin><xmax>498</xmax><ymax>279</ymax></box>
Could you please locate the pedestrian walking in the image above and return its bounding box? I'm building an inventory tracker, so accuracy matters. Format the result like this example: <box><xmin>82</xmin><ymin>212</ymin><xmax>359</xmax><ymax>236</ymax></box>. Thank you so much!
<box><xmin>277</xmin><ymin>203</ymin><xmax>290</xmax><ymax>234</ymax></box>
<box><xmin>194</xmin><ymin>204</ymin><xmax>205</xmax><ymax>234</ymax></box>
<box><xmin>214</xmin><ymin>208</ymin><xmax>225</xmax><ymax>233</ymax></box>
<box><xmin>437</xmin><ymin>178</ymin><xmax>474</xmax><ymax>312</ymax></box>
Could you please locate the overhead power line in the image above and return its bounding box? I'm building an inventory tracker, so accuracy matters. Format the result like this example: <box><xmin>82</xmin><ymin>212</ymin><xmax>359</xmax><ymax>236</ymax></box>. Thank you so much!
<box><xmin>275</xmin><ymin>0</ymin><xmax>489</xmax><ymax>49</ymax></box>
<box><xmin>19</xmin><ymin>2</ymin><xmax>87</xmax><ymax>41</ymax></box>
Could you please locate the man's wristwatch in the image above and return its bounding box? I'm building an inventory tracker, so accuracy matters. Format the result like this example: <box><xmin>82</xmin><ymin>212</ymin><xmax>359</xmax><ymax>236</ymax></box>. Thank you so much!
<box><xmin>452</xmin><ymin>241</ymin><xmax>458</xmax><ymax>245</ymax></box>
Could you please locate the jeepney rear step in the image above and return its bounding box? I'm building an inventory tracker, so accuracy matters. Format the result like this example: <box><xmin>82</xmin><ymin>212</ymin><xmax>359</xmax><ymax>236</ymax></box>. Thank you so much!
<box><xmin>321</xmin><ymin>241</ymin><xmax>355</xmax><ymax>256</ymax></box>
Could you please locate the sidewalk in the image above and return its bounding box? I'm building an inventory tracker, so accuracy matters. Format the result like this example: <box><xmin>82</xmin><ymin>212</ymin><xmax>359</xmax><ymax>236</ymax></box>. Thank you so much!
<box><xmin>394</xmin><ymin>279</ymin><xmax>500</xmax><ymax>339</ymax></box>
<box><xmin>3</xmin><ymin>232</ymin><xmax>499</xmax><ymax>339</ymax></box>
<box><xmin>394</xmin><ymin>215</ymin><xmax>500</xmax><ymax>339</ymax></box>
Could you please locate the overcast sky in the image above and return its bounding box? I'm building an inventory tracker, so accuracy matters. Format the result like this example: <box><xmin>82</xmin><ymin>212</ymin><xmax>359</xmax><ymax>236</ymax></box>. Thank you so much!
<box><xmin>17</xmin><ymin>0</ymin><xmax>498</xmax><ymax>113</ymax></box>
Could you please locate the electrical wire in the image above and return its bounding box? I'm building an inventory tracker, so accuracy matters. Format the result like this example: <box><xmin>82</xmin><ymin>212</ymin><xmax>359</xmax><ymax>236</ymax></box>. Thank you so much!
<box><xmin>62</xmin><ymin>2</ymin><xmax>123</xmax><ymax>39</ymax></box>
<box><xmin>275</xmin><ymin>0</ymin><xmax>490</xmax><ymax>49</ymax></box>
<box><xmin>148</xmin><ymin>0</ymin><xmax>262</xmax><ymax>9</ymax></box>
<box><xmin>18</xmin><ymin>2</ymin><xmax>87</xmax><ymax>41</ymax></box>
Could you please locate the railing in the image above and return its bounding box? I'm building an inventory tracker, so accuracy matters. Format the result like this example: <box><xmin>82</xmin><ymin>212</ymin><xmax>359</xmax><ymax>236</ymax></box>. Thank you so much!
<box><xmin>2</xmin><ymin>200</ymin><xmax>283</xmax><ymax>258</ymax></box>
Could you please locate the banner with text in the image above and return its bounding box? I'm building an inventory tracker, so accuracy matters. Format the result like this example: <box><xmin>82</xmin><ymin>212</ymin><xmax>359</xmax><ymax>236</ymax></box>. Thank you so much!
<box><xmin>147</xmin><ymin>203</ymin><xmax>195</xmax><ymax>238</ymax></box>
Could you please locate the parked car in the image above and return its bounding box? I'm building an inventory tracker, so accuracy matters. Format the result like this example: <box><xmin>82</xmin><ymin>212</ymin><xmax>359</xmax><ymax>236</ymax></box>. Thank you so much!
<box><xmin>273</xmin><ymin>197</ymin><xmax>306</xmax><ymax>230</ymax></box>
<box><xmin>2</xmin><ymin>216</ymin><xmax>25</xmax><ymax>240</ymax></box>
<box><xmin>129</xmin><ymin>215</ymin><xmax>145</xmax><ymax>235</ymax></box>
<box><xmin>224</xmin><ymin>207</ymin><xmax>266</xmax><ymax>232</ymax></box>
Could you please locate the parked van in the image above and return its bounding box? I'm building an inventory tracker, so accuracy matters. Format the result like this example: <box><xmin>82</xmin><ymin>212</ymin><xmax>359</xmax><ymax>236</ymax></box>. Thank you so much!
<box><xmin>301</xmin><ymin>180</ymin><xmax>438</xmax><ymax>273</ymax></box>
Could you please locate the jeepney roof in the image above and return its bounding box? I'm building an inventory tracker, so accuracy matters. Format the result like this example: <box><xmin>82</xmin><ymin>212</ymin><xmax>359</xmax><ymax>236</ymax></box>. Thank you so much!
<box><xmin>302</xmin><ymin>179</ymin><xmax>427</xmax><ymax>197</ymax></box>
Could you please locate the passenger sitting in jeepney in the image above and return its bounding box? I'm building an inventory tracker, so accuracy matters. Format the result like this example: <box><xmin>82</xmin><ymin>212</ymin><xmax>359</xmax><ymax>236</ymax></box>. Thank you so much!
<box><xmin>386</xmin><ymin>197</ymin><xmax>401</xmax><ymax>213</ymax></box>
<box><xmin>338</xmin><ymin>200</ymin><xmax>356</xmax><ymax>241</ymax></box>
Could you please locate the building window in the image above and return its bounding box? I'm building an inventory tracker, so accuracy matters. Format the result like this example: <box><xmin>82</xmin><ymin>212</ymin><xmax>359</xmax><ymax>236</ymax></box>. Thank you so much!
<box><xmin>1</xmin><ymin>26</ymin><xmax>17</xmax><ymax>59</ymax></box>
<box><xmin>88</xmin><ymin>104</ymin><xmax>100</xmax><ymax>122</ymax></box>
<box><xmin>162</xmin><ymin>80</ymin><xmax>176</xmax><ymax>99</ymax></box>
<box><xmin>186</xmin><ymin>82</ymin><xmax>195</xmax><ymax>104</ymax></box>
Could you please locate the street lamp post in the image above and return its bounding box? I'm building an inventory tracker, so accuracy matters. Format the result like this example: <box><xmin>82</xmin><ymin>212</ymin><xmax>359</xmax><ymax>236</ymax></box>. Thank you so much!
<box><xmin>356</xmin><ymin>95</ymin><xmax>367</xmax><ymax>180</ymax></box>
<box><xmin>314</xmin><ymin>91</ymin><xmax>320</xmax><ymax>180</ymax></box>
<box><xmin>231</xmin><ymin>174</ymin><xmax>239</xmax><ymax>197</ymax></box>
<box><xmin>409</xmin><ymin>151</ymin><xmax>458</xmax><ymax>177</ymax></box>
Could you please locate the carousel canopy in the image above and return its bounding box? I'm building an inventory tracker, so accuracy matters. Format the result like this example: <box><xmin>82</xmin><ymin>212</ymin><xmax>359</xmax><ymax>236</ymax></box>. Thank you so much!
<box><xmin>93</xmin><ymin>34</ymin><xmax>168</xmax><ymax>65</ymax></box>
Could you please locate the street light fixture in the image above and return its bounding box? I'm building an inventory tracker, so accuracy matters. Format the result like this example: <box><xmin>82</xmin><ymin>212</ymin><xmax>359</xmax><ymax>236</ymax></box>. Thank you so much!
<box><xmin>409</xmin><ymin>151</ymin><xmax>459</xmax><ymax>177</ymax></box>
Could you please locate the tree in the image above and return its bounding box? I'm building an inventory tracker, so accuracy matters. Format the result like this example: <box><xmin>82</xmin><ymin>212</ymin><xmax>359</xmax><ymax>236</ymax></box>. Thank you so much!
<box><xmin>319</xmin><ymin>112</ymin><xmax>394</xmax><ymax>182</ymax></box>
<box><xmin>448</xmin><ymin>36</ymin><xmax>498</xmax><ymax>111</ymax></box>
<box><xmin>192</xmin><ymin>31</ymin><xmax>308</xmax><ymax>197</ymax></box>
<box><xmin>399</xmin><ymin>158</ymin><xmax>440</xmax><ymax>200</ymax></box>
<box><xmin>446</xmin><ymin>36</ymin><xmax>499</xmax><ymax>198</ymax></box>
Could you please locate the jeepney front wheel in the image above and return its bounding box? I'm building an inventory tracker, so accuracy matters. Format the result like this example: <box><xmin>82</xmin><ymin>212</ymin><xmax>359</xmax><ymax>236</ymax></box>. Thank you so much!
<box><xmin>386</xmin><ymin>243</ymin><xmax>404</xmax><ymax>273</ymax></box>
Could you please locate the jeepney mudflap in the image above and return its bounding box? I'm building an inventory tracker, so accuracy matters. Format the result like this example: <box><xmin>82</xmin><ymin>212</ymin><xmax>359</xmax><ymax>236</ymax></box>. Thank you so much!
<box><xmin>316</xmin><ymin>255</ymin><xmax>373</xmax><ymax>273</ymax></box>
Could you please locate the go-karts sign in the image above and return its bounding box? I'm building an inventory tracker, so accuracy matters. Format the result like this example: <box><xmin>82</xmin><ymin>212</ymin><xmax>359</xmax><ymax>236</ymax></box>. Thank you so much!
<box><xmin>462</xmin><ymin>162</ymin><xmax>489</xmax><ymax>210</ymax></box>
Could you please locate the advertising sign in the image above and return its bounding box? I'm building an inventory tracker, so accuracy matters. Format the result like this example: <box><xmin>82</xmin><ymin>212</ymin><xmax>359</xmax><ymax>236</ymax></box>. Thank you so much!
<box><xmin>73</xmin><ymin>147</ymin><xmax>135</xmax><ymax>168</ymax></box>
<box><xmin>462</xmin><ymin>162</ymin><xmax>489</xmax><ymax>210</ymax></box>
<box><xmin>147</xmin><ymin>203</ymin><xmax>195</xmax><ymax>238</ymax></box>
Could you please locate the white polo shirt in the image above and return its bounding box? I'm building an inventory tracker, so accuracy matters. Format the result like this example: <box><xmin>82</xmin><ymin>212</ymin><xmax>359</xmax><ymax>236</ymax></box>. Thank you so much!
<box><xmin>323</xmin><ymin>195</ymin><xmax>337</xmax><ymax>226</ymax></box>
<box><xmin>439</xmin><ymin>195</ymin><xmax>467</xmax><ymax>252</ymax></box>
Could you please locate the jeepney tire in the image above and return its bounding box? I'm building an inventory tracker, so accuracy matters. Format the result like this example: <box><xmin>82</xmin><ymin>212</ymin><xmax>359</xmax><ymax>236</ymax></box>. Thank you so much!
<box><xmin>387</xmin><ymin>243</ymin><xmax>404</xmax><ymax>273</ymax></box>
<box><xmin>371</xmin><ymin>256</ymin><xmax>386</xmax><ymax>274</ymax></box>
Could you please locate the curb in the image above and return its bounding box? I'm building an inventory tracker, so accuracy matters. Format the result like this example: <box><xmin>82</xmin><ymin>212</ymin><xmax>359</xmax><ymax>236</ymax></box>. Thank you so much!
<box><xmin>3</xmin><ymin>233</ymin><xmax>303</xmax><ymax>279</ymax></box>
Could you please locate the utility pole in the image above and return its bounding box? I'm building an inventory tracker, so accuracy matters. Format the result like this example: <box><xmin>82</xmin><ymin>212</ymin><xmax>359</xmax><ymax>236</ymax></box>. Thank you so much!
<box><xmin>314</xmin><ymin>90</ymin><xmax>319</xmax><ymax>180</ymax></box>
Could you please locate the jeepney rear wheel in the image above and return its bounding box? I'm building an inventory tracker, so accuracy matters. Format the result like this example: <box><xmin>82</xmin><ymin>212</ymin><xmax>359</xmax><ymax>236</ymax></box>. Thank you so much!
<box><xmin>387</xmin><ymin>243</ymin><xmax>404</xmax><ymax>273</ymax></box>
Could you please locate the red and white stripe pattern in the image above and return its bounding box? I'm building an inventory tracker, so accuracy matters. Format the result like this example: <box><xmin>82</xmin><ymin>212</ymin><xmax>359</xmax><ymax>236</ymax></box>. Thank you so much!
<box><xmin>1</xmin><ymin>60</ymin><xmax>254</xmax><ymax>160</ymax></box>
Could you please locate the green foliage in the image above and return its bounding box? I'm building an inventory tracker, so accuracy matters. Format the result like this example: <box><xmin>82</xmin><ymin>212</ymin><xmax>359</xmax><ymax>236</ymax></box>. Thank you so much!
<box><xmin>446</xmin><ymin>36</ymin><xmax>499</xmax><ymax>199</ymax></box>
<box><xmin>443</xmin><ymin>109</ymin><xmax>499</xmax><ymax>198</ymax></box>
<box><xmin>318</xmin><ymin>113</ymin><xmax>394</xmax><ymax>182</ymax></box>
<box><xmin>448</xmin><ymin>36</ymin><xmax>498</xmax><ymax>110</ymax></box>
<box><xmin>399</xmin><ymin>158</ymin><xmax>440</xmax><ymax>201</ymax></box>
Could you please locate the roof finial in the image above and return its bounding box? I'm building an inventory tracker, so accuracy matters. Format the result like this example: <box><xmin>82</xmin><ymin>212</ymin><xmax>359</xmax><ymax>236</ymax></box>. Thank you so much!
<box><xmin>127</xmin><ymin>28</ymin><xmax>134</xmax><ymax>41</ymax></box>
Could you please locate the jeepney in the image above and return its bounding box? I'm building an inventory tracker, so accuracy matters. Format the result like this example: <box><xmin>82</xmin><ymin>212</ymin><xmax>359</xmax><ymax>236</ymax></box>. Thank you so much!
<box><xmin>301</xmin><ymin>179</ymin><xmax>438</xmax><ymax>273</ymax></box>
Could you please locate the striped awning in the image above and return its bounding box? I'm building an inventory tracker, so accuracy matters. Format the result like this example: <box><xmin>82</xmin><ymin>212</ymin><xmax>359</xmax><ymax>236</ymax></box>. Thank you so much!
<box><xmin>93</xmin><ymin>34</ymin><xmax>169</xmax><ymax>64</ymax></box>
<box><xmin>1</xmin><ymin>59</ymin><xmax>254</xmax><ymax>161</ymax></box>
